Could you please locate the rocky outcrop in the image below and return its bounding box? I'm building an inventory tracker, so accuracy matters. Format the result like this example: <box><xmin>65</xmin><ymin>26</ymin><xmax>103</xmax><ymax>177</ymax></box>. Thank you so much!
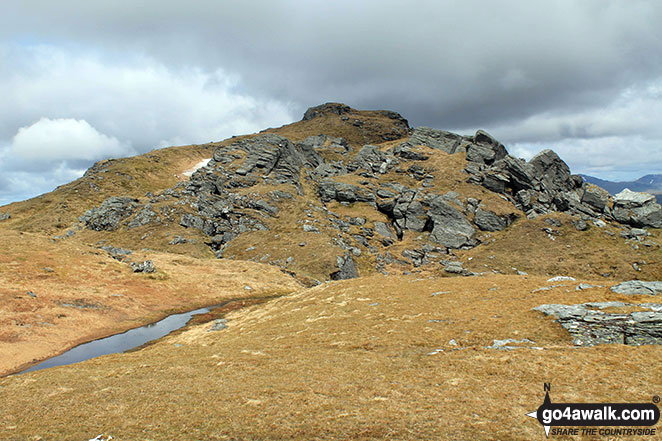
<box><xmin>612</xmin><ymin>189</ymin><xmax>662</xmax><ymax>228</ymax></box>
<box><xmin>466</xmin><ymin>144</ymin><xmax>600</xmax><ymax>220</ymax></box>
<box><xmin>534</xmin><ymin>302</ymin><xmax>662</xmax><ymax>346</ymax></box>
<box><xmin>302</xmin><ymin>103</ymin><xmax>352</xmax><ymax>121</ymax></box>
<box><xmin>0</xmin><ymin>212</ymin><xmax>10</xmax><ymax>221</ymax></box>
<box><xmin>79</xmin><ymin>197</ymin><xmax>139</xmax><ymax>231</ymax></box>
<box><xmin>73</xmin><ymin>103</ymin><xmax>659</xmax><ymax>282</ymax></box>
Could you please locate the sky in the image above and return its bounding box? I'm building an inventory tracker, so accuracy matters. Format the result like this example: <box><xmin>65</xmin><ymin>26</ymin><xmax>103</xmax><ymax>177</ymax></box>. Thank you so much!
<box><xmin>2</xmin><ymin>0</ymin><xmax>662</xmax><ymax>205</ymax></box>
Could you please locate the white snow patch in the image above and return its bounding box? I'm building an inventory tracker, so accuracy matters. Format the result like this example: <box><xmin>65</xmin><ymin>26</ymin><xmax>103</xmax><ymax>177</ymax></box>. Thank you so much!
<box><xmin>182</xmin><ymin>158</ymin><xmax>211</xmax><ymax>177</ymax></box>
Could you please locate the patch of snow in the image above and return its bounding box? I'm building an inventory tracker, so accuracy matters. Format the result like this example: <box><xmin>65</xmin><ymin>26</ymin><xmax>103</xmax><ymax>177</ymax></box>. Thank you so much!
<box><xmin>182</xmin><ymin>158</ymin><xmax>211</xmax><ymax>177</ymax></box>
<box><xmin>547</xmin><ymin>276</ymin><xmax>576</xmax><ymax>282</ymax></box>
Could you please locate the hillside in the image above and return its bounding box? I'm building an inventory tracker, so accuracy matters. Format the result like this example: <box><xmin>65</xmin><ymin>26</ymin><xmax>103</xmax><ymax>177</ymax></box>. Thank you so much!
<box><xmin>0</xmin><ymin>103</ymin><xmax>661</xmax><ymax>440</ymax></box>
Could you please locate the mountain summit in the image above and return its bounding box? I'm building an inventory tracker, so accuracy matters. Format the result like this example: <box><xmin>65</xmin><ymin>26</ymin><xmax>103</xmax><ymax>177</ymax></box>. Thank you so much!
<box><xmin>0</xmin><ymin>103</ymin><xmax>661</xmax><ymax>440</ymax></box>
<box><xmin>1</xmin><ymin>103</ymin><xmax>661</xmax><ymax>283</ymax></box>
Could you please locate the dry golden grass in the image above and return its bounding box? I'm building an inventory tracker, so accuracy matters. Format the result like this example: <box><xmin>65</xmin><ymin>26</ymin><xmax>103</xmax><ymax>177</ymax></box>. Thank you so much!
<box><xmin>460</xmin><ymin>214</ymin><xmax>662</xmax><ymax>280</ymax></box>
<box><xmin>0</xmin><ymin>227</ymin><xmax>301</xmax><ymax>376</ymax></box>
<box><xmin>1</xmin><ymin>274</ymin><xmax>660</xmax><ymax>440</ymax></box>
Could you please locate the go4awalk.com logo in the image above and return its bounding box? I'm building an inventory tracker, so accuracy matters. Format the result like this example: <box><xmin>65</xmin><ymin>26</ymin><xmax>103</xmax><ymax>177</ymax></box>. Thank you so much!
<box><xmin>526</xmin><ymin>384</ymin><xmax>660</xmax><ymax>437</ymax></box>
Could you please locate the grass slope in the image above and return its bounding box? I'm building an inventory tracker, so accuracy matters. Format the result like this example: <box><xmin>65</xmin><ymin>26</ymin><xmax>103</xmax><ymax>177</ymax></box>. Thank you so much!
<box><xmin>1</xmin><ymin>274</ymin><xmax>660</xmax><ymax>440</ymax></box>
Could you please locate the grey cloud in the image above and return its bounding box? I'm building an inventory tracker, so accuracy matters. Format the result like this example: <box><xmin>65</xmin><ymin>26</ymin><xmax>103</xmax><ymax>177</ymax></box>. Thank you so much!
<box><xmin>5</xmin><ymin>1</ymin><xmax>662</xmax><ymax>129</ymax></box>
<box><xmin>2</xmin><ymin>0</ymin><xmax>662</xmax><ymax>204</ymax></box>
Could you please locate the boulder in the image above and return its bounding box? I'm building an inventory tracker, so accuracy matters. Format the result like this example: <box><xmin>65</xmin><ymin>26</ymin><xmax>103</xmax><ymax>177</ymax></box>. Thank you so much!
<box><xmin>102</xmin><ymin>245</ymin><xmax>132</xmax><ymax>261</ymax></box>
<box><xmin>528</xmin><ymin>149</ymin><xmax>573</xmax><ymax>194</ymax></box>
<box><xmin>465</xmin><ymin>130</ymin><xmax>507</xmax><ymax>165</ymax></box>
<box><xmin>131</xmin><ymin>260</ymin><xmax>156</xmax><ymax>273</ymax></box>
<box><xmin>610</xmin><ymin>281</ymin><xmax>662</xmax><ymax>296</ymax></box>
<box><xmin>331</xmin><ymin>254</ymin><xmax>359</xmax><ymax>280</ymax></box>
<box><xmin>474</xmin><ymin>207</ymin><xmax>509</xmax><ymax>232</ymax></box>
<box><xmin>405</xmin><ymin>127</ymin><xmax>464</xmax><ymax>154</ymax></box>
<box><xmin>374</xmin><ymin>222</ymin><xmax>395</xmax><ymax>239</ymax></box>
<box><xmin>0</xmin><ymin>212</ymin><xmax>10</xmax><ymax>221</ymax></box>
<box><xmin>581</xmin><ymin>185</ymin><xmax>610</xmax><ymax>212</ymax></box>
<box><xmin>426</xmin><ymin>196</ymin><xmax>476</xmax><ymax>248</ymax></box>
<box><xmin>318</xmin><ymin>180</ymin><xmax>375</xmax><ymax>204</ymax></box>
<box><xmin>613</xmin><ymin>189</ymin><xmax>662</xmax><ymax>228</ymax></box>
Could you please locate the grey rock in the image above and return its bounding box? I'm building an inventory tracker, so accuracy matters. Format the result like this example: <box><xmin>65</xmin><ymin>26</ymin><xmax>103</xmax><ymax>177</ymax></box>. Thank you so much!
<box><xmin>426</xmin><ymin>196</ymin><xmax>476</xmax><ymax>248</ymax></box>
<box><xmin>130</xmin><ymin>260</ymin><xmax>156</xmax><ymax>273</ymax></box>
<box><xmin>487</xmin><ymin>338</ymin><xmax>535</xmax><ymax>350</ymax></box>
<box><xmin>0</xmin><ymin>212</ymin><xmax>10</xmax><ymax>220</ymax></box>
<box><xmin>474</xmin><ymin>207</ymin><xmax>509</xmax><ymax>232</ymax></box>
<box><xmin>208</xmin><ymin>319</ymin><xmax>228</xmax><ymax>331</ymax></box>
<box><xmin>180</xmin><ymin>213</ymin><xmax>205</xmax><ymax>230</ymax></box>
<box><xmin>547</xmin><ymin>276</ymin><xmax>576</xmax><ymax>282</ymax></box>
<box><xmin>405</xmin><ymin>127</ymin><xmax>464</xmax><ymax>154</ymax></box>
<box><xmin>529</xmin><ymin>149</ymin><xmax>573</xmax><ymax>194</ymax></box>
<box><xmin>79</xmin><ymin>197</ymin><xmax>139</xmax><ymax>231</ymax></box>
<box><xmin>318</xmin><ymin>179</ymin><xmax>376</xmax><ymax>204</ymax></box>
<box><xmin>443</xmin><ymin>261</ymin><xmax>464</xmax><ymax>274</ymax></box>
<box><xmin>374</xmin><ymin>221</ymin><xmax>395</xmax><ymax>239</ymax></box>
<box><xmin>102</xmin><ymin>245</ymin><xmax>133</xmax><ymax>261</ymax></box>
<box><xmin>533</xmin><ymin>302</ymin><xmax>662</xmax><ymax>346</ymax></box>
<box><xmin>270</xmin><ymin>190</ymin><xmax>293</xmax><ymax>200</ymax></box>
<box><xmin>252</xmin><ymin>199</ymin><xmax>278</xmax><ymax>216</ymax></box>
<box><xmin>331</xmin><ymin>254</ymin><xmax>359</xmax><ymax>280</ymax></box>
<box><xmin>544</xmin><ymin>217</ymin><xmax>562</xmax><ymax>227</ymax></box>
<box><xmin>126</xmin><ymin>204</ymin><xmax>159</xmax><ymax>229</ymax></box>
<box><xmin>402</xmin><ymin>249</ymin><xmax>427</xmax><ymax>267</ymax></box>
<box><xmin>302</xmin><ymin>224</ymin><xmax>320</xmax><ymax>233</ymax></box>
<box><xmin>348</xmin><ymin>216</ymin><xmax>366</xmax><ymax>226</ymax></box>
<box><xmin>573</xmin><ymin>219</ymin><xmax>589</xmax><ymax>231</ymax></box>
<box><xmin>610</xmin><ymin>281</ymin><xmax>662</xmax><ymax>296</ymax></box>
<box><xmin>614</xmin><ymin>188</ymin><xmax>656</xmax><ymax>206</ymax></box>
<box><xmin>581</xmin><ymin>185</ymin><xmax>610</xmax><ymax>211</ymax></box>
<box><xmin>169</xmin><ymin>236</ymin><xmax>193</xmax><ymax>245</ymax></box>
<box><xmin>612</xmin><ymin>189</ymin><xmax>662</xmax><ymax>229</ymax></box>
<box><xmin>302</xmin><ymin>103</ymin><xmax>352</xmax><ymax>120</ymax></box>
<box><xmin>593</xmin><ymin>219</ymin><xmax>607</xmax><ymax>228</ymax></box>
<box><xmin>466</xmin><ymin>130</ymin><xmax>508</xmax><ymax>165</ymax></box>
<box><xmin>394</xmin><ymin>146</ymin><xmax>429</xmax><ymax>161</ymax></box>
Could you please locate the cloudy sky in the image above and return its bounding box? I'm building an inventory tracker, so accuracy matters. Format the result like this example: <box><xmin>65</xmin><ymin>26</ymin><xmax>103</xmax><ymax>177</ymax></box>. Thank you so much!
<box><xmin>2</xmin><ymin>0</ymin><xmax>662</xmax><ymax>205</ymax></box>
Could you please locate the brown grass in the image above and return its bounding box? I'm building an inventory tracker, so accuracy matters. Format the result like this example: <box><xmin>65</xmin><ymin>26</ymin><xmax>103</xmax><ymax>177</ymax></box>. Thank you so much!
<box><xmin>0</xmin><ymin>228</ymin><xmax>300</xmax><ymax>376</ymax></box>
<box><xmin>0</xmin><ymin>274</ymin><xmax>660</xmax><ymax>440</ymax></box>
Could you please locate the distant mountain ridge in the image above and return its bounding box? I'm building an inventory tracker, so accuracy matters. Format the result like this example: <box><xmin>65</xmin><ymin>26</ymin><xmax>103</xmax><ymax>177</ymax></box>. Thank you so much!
<box><xmin>581</xmin><ymin>174</ymin><xmax>662</xmax><ymax>203</ymax></box>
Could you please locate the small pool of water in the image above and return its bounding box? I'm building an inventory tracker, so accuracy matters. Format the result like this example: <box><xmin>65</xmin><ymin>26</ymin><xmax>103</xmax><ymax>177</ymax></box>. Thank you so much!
<box><xmin>21</xmin><ymin>306</ymin><xmax>216</xmax><ymax>374</ymax></box>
